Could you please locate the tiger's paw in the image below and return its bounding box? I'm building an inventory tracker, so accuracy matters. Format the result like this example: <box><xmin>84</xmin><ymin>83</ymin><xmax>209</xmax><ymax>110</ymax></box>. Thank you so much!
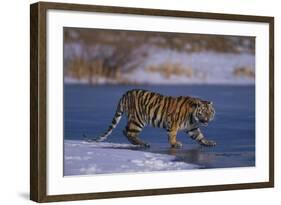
<box><xmin>200</xmin><ymin>138</ymin><xmax>216</xmax><ymax>146</ymax></box>
<box><xmin>171</xmin><ymin>141</ymin><xmax>183</xmax><ymax>148</ymax></box>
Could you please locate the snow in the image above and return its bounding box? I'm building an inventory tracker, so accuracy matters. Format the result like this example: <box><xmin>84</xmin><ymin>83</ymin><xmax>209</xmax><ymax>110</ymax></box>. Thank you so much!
<box><xmin>64</xmin><ymin>140</ymin><xmax>200</xmax><ymax>176</ymax></box>
<box><xmin>125</xmin><ymin>51</ymin><xmax>255</xmax><ymax>85</ymax></box>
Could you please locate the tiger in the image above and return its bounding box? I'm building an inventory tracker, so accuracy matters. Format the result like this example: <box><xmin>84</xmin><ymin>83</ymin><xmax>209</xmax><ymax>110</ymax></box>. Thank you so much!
<box><xmin>88</xmin><ymin>89</ymin><xmax>216</xmax><ymax>148</ymax></box>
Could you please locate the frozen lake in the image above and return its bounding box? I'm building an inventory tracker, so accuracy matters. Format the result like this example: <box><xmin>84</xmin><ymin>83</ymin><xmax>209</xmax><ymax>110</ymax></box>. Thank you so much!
<box><xmin>64</xmin><ymin>84</ymin><xmax>255</xmax><ymax>175</ymax></box>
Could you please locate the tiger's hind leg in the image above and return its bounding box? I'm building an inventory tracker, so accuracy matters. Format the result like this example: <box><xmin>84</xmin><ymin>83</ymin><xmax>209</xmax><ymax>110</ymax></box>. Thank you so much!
<box><xmin>123</xmin><ymin>120</ymin><xmax>150</xmax><ymax>148</ymax></box>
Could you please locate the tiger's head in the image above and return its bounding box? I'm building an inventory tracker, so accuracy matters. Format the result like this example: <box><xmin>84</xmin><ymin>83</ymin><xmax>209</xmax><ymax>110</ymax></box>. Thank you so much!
<box><xmin>192</xmin><ymin>99</ymin><xmax>215</xmax><ymax>126</ymax></box>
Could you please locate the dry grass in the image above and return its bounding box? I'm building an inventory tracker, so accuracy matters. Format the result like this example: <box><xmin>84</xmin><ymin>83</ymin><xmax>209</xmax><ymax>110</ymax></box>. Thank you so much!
<box><xmin>67</xmin><ymin>58</ymin><xmax>122</xmax><ymax>84</ymax></box>
<box><xmin>145</xmin><ymin>63</ymin><xmax>193</xmax><ymax>79</ymax></box>
<box><xmin>233</xmin><ymin>66</ymin><xmax>255</xmax><ymax>78</ymax></box>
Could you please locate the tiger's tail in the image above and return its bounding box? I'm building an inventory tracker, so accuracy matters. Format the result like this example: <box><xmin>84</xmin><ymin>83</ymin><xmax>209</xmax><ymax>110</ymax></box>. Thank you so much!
<box><xmin>91</xmin><ymin>98</ymin><xmax>125</xmax><ymax>142</ymax></box>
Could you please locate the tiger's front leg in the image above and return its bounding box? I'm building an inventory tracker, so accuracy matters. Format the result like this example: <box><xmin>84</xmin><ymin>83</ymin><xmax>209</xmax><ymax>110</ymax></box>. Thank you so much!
<box><xmin>187</xmin><ymin>128</ymin><xmax>216</xmax><ymax>146</ymax></box>
<box><xmin>167</xmin><ymin>129</ymin><xmax>182</xmax><ymax>148</ymax></box>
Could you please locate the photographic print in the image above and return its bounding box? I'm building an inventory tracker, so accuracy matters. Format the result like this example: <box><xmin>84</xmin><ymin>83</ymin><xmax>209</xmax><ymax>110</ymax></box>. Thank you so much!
<box><xmin>63</xmin><ymin>28</ymin><xmax>255</xmax><ymax>176</ymax></box>
<box><xmin>30</xmin><ymin>2</ymin><xmax>273</xmax><ymax>202</ymax></box>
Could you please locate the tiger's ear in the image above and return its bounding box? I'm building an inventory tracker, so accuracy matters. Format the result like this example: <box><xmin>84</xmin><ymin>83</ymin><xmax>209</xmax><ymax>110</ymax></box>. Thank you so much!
<box><xmin>202</xmin><ymin>100</ymin><xmax>212</xmax><ymax>105</ymax></box>
<box><xmin>191</xmin><ymin>100</ymin><xmax>201</xmax><ymax>109</ymax></box>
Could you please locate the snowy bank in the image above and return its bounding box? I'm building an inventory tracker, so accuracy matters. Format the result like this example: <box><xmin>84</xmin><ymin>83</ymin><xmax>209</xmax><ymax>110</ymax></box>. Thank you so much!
<box><xmin>125</xmin><ymin>51</ymin><xmax>255</xmax><ymax>85</ymax></box>
<box><xmin>64</xmin><ymin>51</ymin><xmax>255</xmax><ymax>85</ymax></box>
<box><xmin>64</xmin><ymin>140</ymin><xmax>200</xmax><ymax>176</ymax></box>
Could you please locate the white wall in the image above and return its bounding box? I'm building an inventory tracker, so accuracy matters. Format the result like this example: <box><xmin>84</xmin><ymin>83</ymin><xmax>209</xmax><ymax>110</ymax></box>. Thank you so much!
<box><xmin>0</xmin><ymin>0</ymin><xmax>279</xmax><ymax>204</ymax></box>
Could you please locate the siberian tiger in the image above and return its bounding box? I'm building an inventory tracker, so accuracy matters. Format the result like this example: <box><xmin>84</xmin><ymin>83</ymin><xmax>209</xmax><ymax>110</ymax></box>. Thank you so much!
<box><xmin>89</xmin><ymin>89</ymin><xmax>216</xmax><ymax>148</ymax></box>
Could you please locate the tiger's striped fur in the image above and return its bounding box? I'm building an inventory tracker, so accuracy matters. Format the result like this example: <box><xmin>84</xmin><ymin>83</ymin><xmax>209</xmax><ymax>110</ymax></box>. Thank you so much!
<box><xmin>93</xmin><ymin>89</ymin><xmax>216</xmax><ymax>148</ymax></box>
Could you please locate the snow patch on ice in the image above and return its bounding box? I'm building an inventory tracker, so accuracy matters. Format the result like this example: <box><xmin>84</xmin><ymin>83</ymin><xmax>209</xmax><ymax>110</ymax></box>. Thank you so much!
<box><xmin>64</xmin><ymin>140</ymin><xmax>199</xmax><ymax>176</ymax></box>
